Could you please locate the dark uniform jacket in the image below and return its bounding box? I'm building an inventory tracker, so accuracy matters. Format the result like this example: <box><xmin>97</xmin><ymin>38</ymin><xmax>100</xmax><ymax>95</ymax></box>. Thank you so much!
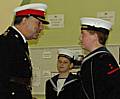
<box><xmin>80</xmin><ymin>47</ymin><xmax>120</xmax><ymax>99</ymax></box>
<box><xmin>0</xmin><ymin>26</ymin><xmax>32</xmax><ymax>99</ymax></box>
<box><xmin>45</xmin><ymin>72</ymin><xmax>84</xmax><ymax>99</ymax></box>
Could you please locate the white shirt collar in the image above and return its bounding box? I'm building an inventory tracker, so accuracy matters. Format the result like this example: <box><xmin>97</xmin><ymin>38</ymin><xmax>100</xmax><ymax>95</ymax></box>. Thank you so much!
<box><xmin>12</xmin><ymin>26</ymin><xmax>26</xmax><ymax>43</ymax></box>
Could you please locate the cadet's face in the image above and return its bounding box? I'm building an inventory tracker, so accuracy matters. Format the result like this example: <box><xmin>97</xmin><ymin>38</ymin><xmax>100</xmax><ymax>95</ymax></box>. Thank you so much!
<box><xmin>25</xmin><ymin>16</ymin><xmax>44</xmax><ymax>40</ymax></box>
<box><xmin>57</xmin><ymin>57</ymin><xmax>72</xmax><ymax>73</ymax></box>
<box><xmin>80</xmin><ymin>30</ymin><xmax>95</xmax><ymax>51</ymax></box>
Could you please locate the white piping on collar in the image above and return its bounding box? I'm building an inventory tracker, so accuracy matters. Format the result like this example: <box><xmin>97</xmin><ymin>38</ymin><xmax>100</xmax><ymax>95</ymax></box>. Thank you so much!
<box><xmin>63</xmin><ymin>79</ymin><xmax>78</xmax><ymax>87</ymax></box>
<box><xmin>12</xmin><ymin>26</ymin><xmax>26</xmax><ymax>43</ymax></box>
<box><xmin>49</xmin><ymin>78</ymin><xmax>78</xmax><ymax>92</ymax></box>
<box><xmin>90</xmin><ymin>60</ymin><xmax>95</xmax><ymax>99</ymax></box>
<box><xmin>50</xmin><ymin>79</ymin><xmax>57</xmax><ymax>91</ymax></box>
<box><xmin>81</xmin><ymin>51</ymin><xmax>109</xmax><ymax>99</ymax></box>
<box><xmin>81</xmin><ymin>51</ymin><xmax>108</xmax><ymax>65</ymax></box>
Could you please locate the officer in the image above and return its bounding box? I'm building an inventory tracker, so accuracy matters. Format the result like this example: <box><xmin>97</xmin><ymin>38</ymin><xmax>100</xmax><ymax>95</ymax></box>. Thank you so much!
<box><xmin>79</xmin><ymin>17</ymin><xmax>120</xmax><ymax>99</ymax></box>
<box><xmin>0</xmin><ymin>3</ymin><xmax>49</xmax><ymax>99</ymax></box>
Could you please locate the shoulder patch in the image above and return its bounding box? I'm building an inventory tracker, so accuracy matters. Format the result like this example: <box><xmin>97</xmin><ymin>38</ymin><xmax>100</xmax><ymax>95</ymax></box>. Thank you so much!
<box><xmin>107</xmin><ymin>67</ymin><xmax>120</xmax><ymax>75</ymax></box>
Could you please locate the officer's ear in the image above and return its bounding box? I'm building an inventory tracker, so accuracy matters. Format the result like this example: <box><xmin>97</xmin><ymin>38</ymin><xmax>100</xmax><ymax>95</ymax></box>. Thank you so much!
<box><xmin>93</xmin><ymin>32</ymin><xmax>99</xmax><ymax>40</ymax></box>
<box><xmin>70</xmin><ymin>63</ymin><xmax>73</xmax><ymax>69</ymax></box>
<box><xmin>22</xmin><ymin>17</ymin><xmax>28</xmax><ymax>23</ymax></box>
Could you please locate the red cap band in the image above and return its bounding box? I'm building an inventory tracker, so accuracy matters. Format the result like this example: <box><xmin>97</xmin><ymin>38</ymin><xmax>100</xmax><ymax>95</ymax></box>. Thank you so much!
<box><xmin>16</xmin><ymin>9</ymin><xmax>45</xmax><ymax>17</ymax></box>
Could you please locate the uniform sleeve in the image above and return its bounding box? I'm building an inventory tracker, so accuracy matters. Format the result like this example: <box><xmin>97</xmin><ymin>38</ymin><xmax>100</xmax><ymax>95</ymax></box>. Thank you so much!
<box><xmin>45</xmin><ymin>80</ymin><xmax>50</xmax><ymax>99</ymax></box>
<box><xmin>96</xmin><ymin>52</ymin><xmax>120</xmax><ymax>77</ymax></box>
<box><xmin>73</xmin><ymin>79</ymin><xmax>87</xmax><ymax>99</ymax></box>
<box><xmin>45</xmin><ymin>80</ymin><xmax>57</xmax><ymax>99</ymax></box>
<box><xmin>94</xmin><ymin>52</ymin><xmax>120</xmax><ymax>99</ymax></box>
<box><xmin>0</xmin><ymin>36</ymin><xmax>10</xmax><ymax>80</ymax></box>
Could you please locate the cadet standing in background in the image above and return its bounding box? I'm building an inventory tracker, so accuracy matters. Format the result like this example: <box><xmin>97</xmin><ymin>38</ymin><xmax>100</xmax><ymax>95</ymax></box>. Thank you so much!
<box><xmin>79</xmin><ymin>17</ymin><xmax>120</xmax><ymax>99</ymax></box>
<box><xmin>0</xmin><ymin>3</ymin><xmax>49</xmax><ymax>99</ymax></box>
<box><xmin>45</xmin><ymin>48</ymin><xmax>84</xmax><ymax>99</ymax></box>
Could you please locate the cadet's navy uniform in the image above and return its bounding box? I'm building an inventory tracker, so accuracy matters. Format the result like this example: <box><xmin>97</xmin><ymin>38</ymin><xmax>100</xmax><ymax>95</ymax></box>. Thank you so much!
<box><xmin>80</xmin><ymin>47</ymin><xmax>120</xmax><ymax>99</ymax></box>
<box><xmin>45</xmin><ymin>72</ymin><xmax>84</xmax><ymax>99</ymax></box>
<box><xmin>0</xmin><ymin>26</ymin><xmax>32</xmax><ymax>99</ymax></box>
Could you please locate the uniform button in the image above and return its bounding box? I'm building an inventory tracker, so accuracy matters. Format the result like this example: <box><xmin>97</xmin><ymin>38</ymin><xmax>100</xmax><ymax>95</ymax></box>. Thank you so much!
<box><xmin>15</xmin><ymin>34</ymin><xmax>19</xmax><ymax>38</ymax></box>
<box><xmin>29</xmin><ymin>66</ymin><xmax>32</xmax><ymax>70</ymax></box>
<box><xmin>24</xmin><ymin>58</ymin><xmax>27</xmax><ymax>61</ymax></box>
<box><xmin>11</xmin><ymin>92</ymin><xmax>15</xmax><ymax>95</ymax></box>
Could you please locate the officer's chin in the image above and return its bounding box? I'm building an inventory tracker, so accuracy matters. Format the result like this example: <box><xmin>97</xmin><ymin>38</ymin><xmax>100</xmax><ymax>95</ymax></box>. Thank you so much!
<box><xmin>32</xmin><ymin>33</ymin><xmax>39</xmax><ymax>39</ymax></box>
<box><xmin>27</xmin><ymin>36</ymin><xmax>38</xmax><ymax>40</ymax></box>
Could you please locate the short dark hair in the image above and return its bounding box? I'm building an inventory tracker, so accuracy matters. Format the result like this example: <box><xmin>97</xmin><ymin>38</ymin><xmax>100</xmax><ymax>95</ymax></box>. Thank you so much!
<box><xmin>87</xmin><ymin>30</ymin><xmax>109</xmax><ymax>45</ymax></box>
<box><xmin>13</xmin><ymin>15</ymin><xmax>30</xmax><ymax>25</ymax></box>
<box><xmin>58</xmin><ymin>54</ymin><xmax>74</xmax><ymax>63</ymax></box>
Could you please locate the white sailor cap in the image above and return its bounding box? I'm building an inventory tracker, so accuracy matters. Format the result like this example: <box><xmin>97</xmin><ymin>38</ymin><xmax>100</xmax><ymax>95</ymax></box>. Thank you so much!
<box><xmin>58</xmin><ymin>49</ymin><xmax>74</xmax><ymax>59</ymax></box>
<box><xmin>14</xmin><ymin>3</ymin><xmax>49</xmax><ymax>24</ymax></box>
<box><xmin>80</xmin><ymin>17</ymin><xmax>112</xmax><ymax>31</ymax></box>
